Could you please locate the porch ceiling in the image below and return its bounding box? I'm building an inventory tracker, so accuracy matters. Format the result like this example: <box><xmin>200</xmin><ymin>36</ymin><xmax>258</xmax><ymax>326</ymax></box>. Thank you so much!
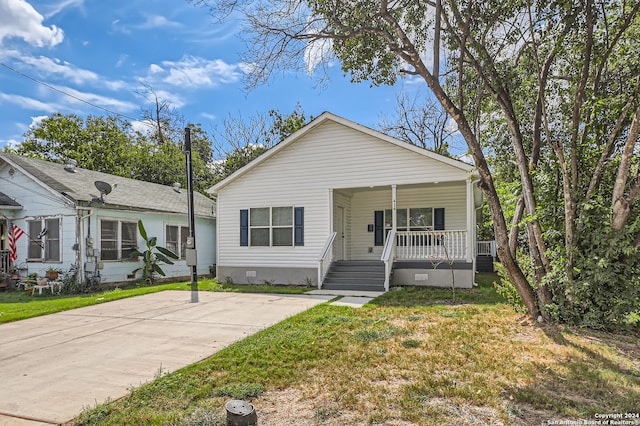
<box><xmin>333</xmin><ymin>180</ymin><xmax>463</xmax><ymax>195</ymax></box>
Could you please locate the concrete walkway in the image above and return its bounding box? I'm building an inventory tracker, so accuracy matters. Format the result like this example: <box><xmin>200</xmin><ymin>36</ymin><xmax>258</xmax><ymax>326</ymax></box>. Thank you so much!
<box><xmin>0</xmin><ymin>291</ymin><xmax>332</xmax><ymax>425</ymax></box>
<box><xmin>307</xmin><ymin>289</ymin><xmax>384</xmax><ymax>308</ymax></box>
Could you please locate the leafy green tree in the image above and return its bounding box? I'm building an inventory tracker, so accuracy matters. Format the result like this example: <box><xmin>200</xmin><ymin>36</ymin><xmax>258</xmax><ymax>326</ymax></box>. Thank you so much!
<box><xmin>13</xmin><ymin>113</ymin><xmax>140</xmax><ymax>176</ymax></box>
<box><xmin>7</xmin><ymin>113</ymin><xmax>217</xmax><ymax>195</ymax></box>
<box><xmin>193</xmin><ymin>0</ymin><xmax>640</xmax><ymax>328</ymax></box>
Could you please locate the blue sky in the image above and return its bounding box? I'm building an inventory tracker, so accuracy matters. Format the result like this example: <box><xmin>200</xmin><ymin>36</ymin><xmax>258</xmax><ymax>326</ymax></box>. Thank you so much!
<box><xmin>0</xmin><ymin>0</ymin><xmax>425</xmax><ymax>152</ymax></box>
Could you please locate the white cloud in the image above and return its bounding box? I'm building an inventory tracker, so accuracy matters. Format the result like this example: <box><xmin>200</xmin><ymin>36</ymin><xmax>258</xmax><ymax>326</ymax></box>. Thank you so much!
<box><xmin>111</xmin><ymin>19</ymin><xmax>130</xmax><ymax>35</ymax></box>
<box><xmin>40</xmin><ymin>0</ymin><xmax>84</xmax><ymax>19</ymax></box>
<box><xmin>149</xmin><ymin>64</ymin><xmax>164</xmax><ymax>74</ymax></box>
<box><xmin>5</xmin><ymin>138</ymin><xmax>22</xmax><ymax>149</ymax></box>
<box><xmin>115</xmin><ymin>54</ymin><xmax>128</xmax><ymax>68</ymax></box>
<box><xmin>445</xmin><ymin>116</ymin><xmax>459</xmax><ymax>134</ymax></box>
<box><xmin>130</xmin><ymin>119</ymin><xmax>155</xmax><ymax>135</ymax></box>
<box><xmin>29</xmin><ymin>115</ymin><xmax>48</xmax><ymax>129</ymax></box>
<box><xmin>51</xmin><ymin>84</ymin><xmax>138</xmax><ymax>112</ymax></box>
<box><xmin>0</xmin><ymin>92</ymin><xmax>60</xmax><ymax>112</ymax></box>
<box><xmin>0</xmin><ymin>0</ymin><xmax>64</xmax><ymax>47</ymax></box>
<box><xmin>304</xmin><ymin>37</ymin><xmax>333</xmax><ymax>75</ymax></box>
<box><xmin>135</xmin><ymin>87</ymin><xmax>186</xmax><ymax>110</ymax></box>
<box><xmin>4</xmin><ymin>50</ymin><xmax>127</xmax><ymax>91</ymax></box>
<box><xmin>152</xmin><ymin>55</ymin><xmax>242</xmax><ymax>89</ymax></box>
<box><xmin>20</xmin><ymin>55</ymin><xmax>99</xmax><ymax>84</ymax></box>
<box><xmin>137</xmin><ymin>14</ymin><xmax>182</xmax><ymax>30</ymax></box>
<box><xmin>199</xmin><ymin>112</ymin><xmax>217</xmax><ymax>121</ymax></box>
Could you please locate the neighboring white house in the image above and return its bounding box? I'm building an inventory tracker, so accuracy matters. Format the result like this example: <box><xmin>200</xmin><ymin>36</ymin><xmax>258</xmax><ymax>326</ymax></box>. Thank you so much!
<box><xmin>0</xmin><ymin>152</ymin><xmax>216</xmax><ymax>284</ymax></box>
<box><xmin>207</xmin><ymin>112</ymin><xmax>483</xmax><ymax>290</ymax></box>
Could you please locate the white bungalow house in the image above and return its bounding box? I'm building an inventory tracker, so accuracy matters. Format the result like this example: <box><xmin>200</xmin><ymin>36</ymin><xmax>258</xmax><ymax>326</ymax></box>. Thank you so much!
<box><xmin>0</xmin><ymin>152</ymin><xmax>216</xmax><ymax>285</ymax></box>
<box><xmin>207</xmin><ymin>112</ymin><xmax>483</xmax><ymax>291</ymax></box>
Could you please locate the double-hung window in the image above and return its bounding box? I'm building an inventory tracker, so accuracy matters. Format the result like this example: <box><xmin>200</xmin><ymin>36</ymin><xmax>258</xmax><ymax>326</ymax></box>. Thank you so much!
<box><xmin>375</xmin><ymin>207</ymin><xmax>444</xmax><ymax>246</ymax></box>
<box><xmin>27</xmin><ymin>218</ymin><xmax>61</xmax><ymax>262</ymax></box>
<box><xmin>385</xmin><ymin>207</ymin><xmax>434</xmax><ymax>232</ymax></box>
<box><xmin>240</xmin><ymin>207</ymin><xmax>304</xmax><ymax>247</ymax></box>
<box><xmin>100</xmin><ymin>220</ymin><xmax>138</xmax><ymax>261</ymax></box>
<box><xmin>166</xmin><ymin>225</ymin><xmax>189</xmax><ymax>259</ymax></box>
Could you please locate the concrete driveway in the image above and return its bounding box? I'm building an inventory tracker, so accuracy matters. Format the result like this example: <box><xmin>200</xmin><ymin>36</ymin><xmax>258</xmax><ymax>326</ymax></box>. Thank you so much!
<box><xmin>0</xmin><ymin>291</ymin><xmax>332</xmax><ymax>425</ymax></box>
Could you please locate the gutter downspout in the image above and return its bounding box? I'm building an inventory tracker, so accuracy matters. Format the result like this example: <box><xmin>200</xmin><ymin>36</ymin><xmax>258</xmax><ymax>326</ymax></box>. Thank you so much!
<box><xmin>76</xmin><ymin>207</ymin><xmax>93</xmax><ymax>285</ymax></box>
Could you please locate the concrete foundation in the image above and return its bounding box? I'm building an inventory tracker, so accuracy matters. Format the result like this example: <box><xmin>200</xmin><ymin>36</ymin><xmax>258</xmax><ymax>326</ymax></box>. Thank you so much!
<box><xmin>391</xmin><ymin>261</ymin><xmax>474</xmax><ymax>288</ymax></box>
<box><xmin>217</xmin><ymin>266</ymin><xmax>318</xmax><ymax>286</ymax></box>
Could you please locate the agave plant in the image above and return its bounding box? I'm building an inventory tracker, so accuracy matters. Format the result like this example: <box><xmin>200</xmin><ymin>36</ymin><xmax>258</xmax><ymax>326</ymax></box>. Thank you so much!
<box><xmin>130</xmin><ymin>220</ymin><xmax>179</xmax><ymax>285</ymax></box>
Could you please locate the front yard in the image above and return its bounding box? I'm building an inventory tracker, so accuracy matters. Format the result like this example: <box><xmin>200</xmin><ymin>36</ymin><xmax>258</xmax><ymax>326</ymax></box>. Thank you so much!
<box><xmin>69</xmin><ymin>274</ymin><xmax>639</xmax><ymax>425</ymax></box>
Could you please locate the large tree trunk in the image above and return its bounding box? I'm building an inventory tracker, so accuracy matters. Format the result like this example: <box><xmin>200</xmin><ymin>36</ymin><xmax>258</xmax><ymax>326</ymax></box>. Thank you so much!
<box><xmin>380</xmin><ymin>5</ymin><xmax>543</xmax><ymax>319</ymax></box>
<box><xmin>611</xmin><ymin>105</ymin><xmax>640</xmax><ymax>231</ymax></box>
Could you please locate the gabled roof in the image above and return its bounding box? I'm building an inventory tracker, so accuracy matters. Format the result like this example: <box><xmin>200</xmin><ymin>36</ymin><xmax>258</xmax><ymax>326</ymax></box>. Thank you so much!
<box><xmin>208</xmin><ymin>111</ymin><xmax>476</xmax><ymax>194</ymax></box>
<box><xmin>0</xmin><ymin>191</ymin><xmax>22</xmax><ymax>209</ymax></box>
<box><xmin>0</xmin><ymin>152</ymin><xmax>215</xmax><ymax>218</ymax></box>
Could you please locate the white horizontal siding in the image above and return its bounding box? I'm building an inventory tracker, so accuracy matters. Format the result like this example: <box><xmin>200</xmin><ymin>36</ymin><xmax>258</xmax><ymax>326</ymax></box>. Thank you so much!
<box><xmin>349</xmin><ymin>182</ymin><xmax>466</xmax><ymax>260</ymax></box>
<box><xmin>217</xmin><ymin>120</ymin><xmax>470</xmax><ymax>269</ymax></box>
<box><xmin>1</xmin><ymin>164</ymin><xmax>77</xmax><ymax>274</ymax></box>
<box><xmin>92</xmin><ymin>210</ymin><xmax>216</xmax><ymax>283</ymax></box>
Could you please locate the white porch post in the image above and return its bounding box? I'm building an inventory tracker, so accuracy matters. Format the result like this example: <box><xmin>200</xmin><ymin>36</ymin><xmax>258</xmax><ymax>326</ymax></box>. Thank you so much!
<box><xmin>466</xmin><ymin>178</ymin><xmax>474</xmax><ymax>262</ymax></box>
<box><xmin>319</xmin><ymin>188</ymin><xmax>335</xmax><ymax>288</ymax></box>
<box><xmin>328</xmin><ymin>188</ymin><xmax>334</xmax><ymax>235</ymax></box>
<box><xmin>391</xmin><ymin>184</ymin><xmax>397</xmax><ymax>232</ymax></box>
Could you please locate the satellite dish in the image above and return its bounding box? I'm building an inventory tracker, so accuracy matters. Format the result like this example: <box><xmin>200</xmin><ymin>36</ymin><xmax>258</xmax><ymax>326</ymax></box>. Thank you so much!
<box><xmin>94</xmin><ymin>181</ymin><xmax>112</xmax><ymax>203</ymax></box>
<box><xmin>95</xmin><ymin>181</ymin><xmax>112</xmax><ymax>196</ymax></box>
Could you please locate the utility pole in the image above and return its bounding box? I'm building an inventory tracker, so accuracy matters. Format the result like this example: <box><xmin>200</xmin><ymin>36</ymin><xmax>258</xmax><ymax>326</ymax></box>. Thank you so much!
<box><xmin>434</xmin><ymin>0</ymin><xmax>441</xmax><ymax>79</ymax></box>
<box><xmin>185</xmin><ymin>127</ymin><xmax>198</xmax><ymax>302</ymax></box>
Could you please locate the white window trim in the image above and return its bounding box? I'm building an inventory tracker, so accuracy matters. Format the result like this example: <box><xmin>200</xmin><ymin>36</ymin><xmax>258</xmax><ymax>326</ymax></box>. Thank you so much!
<box><xmin>385</xmin><ymin>207</ymin><xmax>434</xmax><ymax>232</ymax></box>
<box><xmin>249</xmin><ymin>206</ymin><xmax>295</xmax><ymax>247</ymax></box>
<box><xmin>99</xmin><ymin>219</ymin><xmax>138</xmax><ymax>262</ymax></box>
<box><xmin>165</xmin><ymin>223</ymin><xmax>189</xmax><ymax>260</ymax></box>
<box><xmin>26</xmin><ymin>217</ymin><xmax>62</xmax><ymax>263</ymax></box>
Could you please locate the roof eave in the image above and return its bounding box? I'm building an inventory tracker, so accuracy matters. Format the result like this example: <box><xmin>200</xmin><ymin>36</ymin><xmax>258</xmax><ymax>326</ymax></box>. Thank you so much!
<box><xmin>207</xmin><ymin>112</ymin><xmax>477</xmax><ymax>194</ymax></box>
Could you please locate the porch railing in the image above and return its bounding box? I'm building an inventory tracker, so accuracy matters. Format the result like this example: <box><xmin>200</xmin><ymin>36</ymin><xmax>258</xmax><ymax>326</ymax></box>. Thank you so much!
<box><xmin>1</xmin><ymin>250</ymin><xmax>9</xmax><ymax>274</ymax></box>
<box><xmin>381</xmin><ymin>229</ymin><xmax>397</xmax><ymax>292</ymax></box>
<box><xmin>477</xmin><ymin>240</ymin><xmax>496</xmax><ymax>257</ymax></box>
<box><xmin>317</xmin><ymin>232</ymin><xmax>337</xmax><ymax>289</ymax></box>
<box><xmin>395</xmin><ymin>230</ymin><xmax>468</xmax><ymax>261</ymax></box>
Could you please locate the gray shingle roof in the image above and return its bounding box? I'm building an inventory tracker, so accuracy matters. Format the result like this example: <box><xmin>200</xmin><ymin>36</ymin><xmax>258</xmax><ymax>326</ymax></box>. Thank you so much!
<box><xmin>0</xmin><ymin>153</ymin><xmax>215</xmax><ymax>218</ymax></box>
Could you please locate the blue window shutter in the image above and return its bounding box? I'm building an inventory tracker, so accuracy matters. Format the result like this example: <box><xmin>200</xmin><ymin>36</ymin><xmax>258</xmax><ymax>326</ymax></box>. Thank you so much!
<box><xmin>240</xmin><ymin>209</ymin><xmax>249</xmax><ymax>246</ymax></box>
<box><xmin>374</xmin><ymin>210</ymin><xmax>384</xmax><ymax>246</ymax></box>
<box><xmin>294</xmin><ymin>207</ymin><xmax>304</xmax><ymax>246</ymax></box>
<box><xmin>434</xmin><ymin>208</ymin><xmax>445</xmax><ymax>230</ymax></box>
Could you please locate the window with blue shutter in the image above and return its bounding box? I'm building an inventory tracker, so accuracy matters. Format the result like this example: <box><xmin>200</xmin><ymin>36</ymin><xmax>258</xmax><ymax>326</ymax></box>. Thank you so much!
<box><xmin>374</xmin><ymin>210</ymin><xmax>384</xmax><ymax>246</ymax></box>
<box><xmin>434</xmin><ymin>208</ymin><xmax>445</xmax><ymax>230</ymax></box>
<box><xmin>294</xmin><ymin>207</ymin><xmax>304</xmax><ymax>246</ymax></box>
<box><xmin>240</xmin><ymin>209</ymin><xmax>249</xmax><ymax>246</ymax></box>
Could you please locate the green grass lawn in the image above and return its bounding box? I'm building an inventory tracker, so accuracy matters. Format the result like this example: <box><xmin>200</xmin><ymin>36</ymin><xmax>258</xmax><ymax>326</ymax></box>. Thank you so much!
<box><xmin>70</xmin><ymin>273</ymin><xmax>640</xmax><ymax>425</ymax></box>
<box><xmin>0</xmin><ymin>279</ymin><xmax>307</xmax><ymax>324</ymax></box>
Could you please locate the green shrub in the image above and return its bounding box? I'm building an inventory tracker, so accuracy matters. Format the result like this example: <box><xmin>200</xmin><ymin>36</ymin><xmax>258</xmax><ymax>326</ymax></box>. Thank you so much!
<box><xmin>544</xmin><ymin>206</ymin><xmax>640</xmax><ymax>330</ymax></box>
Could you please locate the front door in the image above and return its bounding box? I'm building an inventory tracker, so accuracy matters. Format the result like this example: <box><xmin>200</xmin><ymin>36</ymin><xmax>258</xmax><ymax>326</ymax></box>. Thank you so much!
<box><xmin>334</xmin><ymin>206</ymin><xmax>345</xmax><ymax>260</ymax></box>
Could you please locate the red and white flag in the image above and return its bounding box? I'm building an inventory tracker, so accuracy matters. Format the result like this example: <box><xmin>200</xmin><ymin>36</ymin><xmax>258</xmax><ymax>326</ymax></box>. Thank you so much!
<box><xmin>8</xmin><ymin>224</ymin><xmax>25</xmax><ymax>263</ymax></box>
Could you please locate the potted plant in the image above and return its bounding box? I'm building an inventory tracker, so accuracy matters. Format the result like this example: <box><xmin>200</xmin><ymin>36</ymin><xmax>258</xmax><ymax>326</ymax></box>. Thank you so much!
<box><xmin>46</xmin><ymin>267</ymin><xmax>62</xmax><ymax>280</ymax></box>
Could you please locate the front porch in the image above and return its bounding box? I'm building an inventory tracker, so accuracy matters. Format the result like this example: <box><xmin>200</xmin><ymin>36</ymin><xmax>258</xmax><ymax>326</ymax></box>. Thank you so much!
<box><xmin>318</xmin><ymin>180</ymin><xmax>480</xmax><ymax>291</ymax></box>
